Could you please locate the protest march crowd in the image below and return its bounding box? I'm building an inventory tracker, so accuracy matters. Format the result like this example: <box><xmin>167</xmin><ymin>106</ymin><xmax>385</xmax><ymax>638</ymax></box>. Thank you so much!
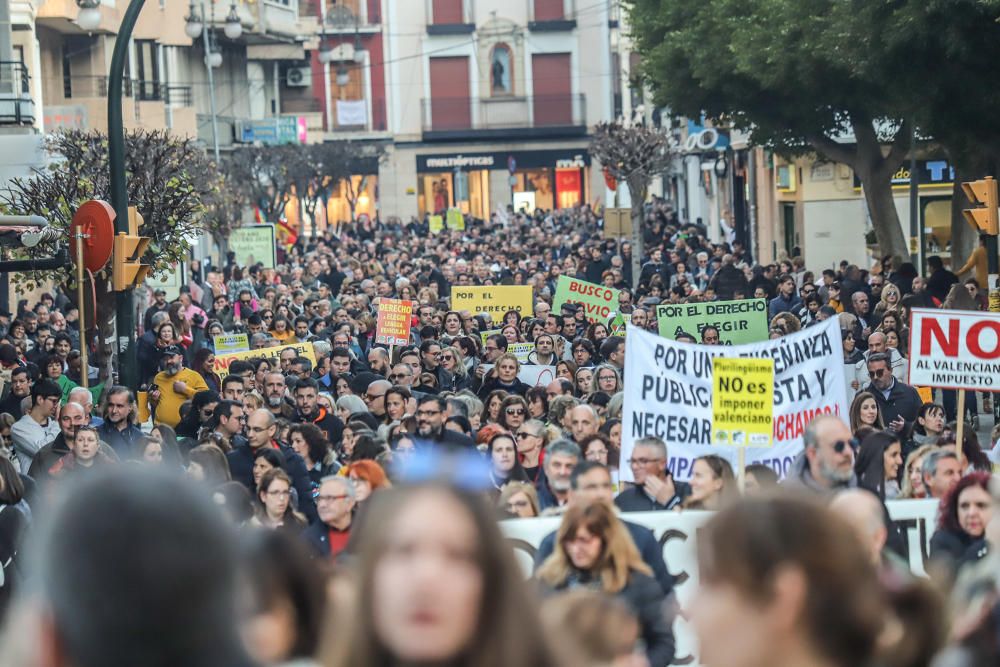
<box><xmin>0</xmin><ymin>199</ymin><xmax>997</xmax><ymax>667</ymax></box>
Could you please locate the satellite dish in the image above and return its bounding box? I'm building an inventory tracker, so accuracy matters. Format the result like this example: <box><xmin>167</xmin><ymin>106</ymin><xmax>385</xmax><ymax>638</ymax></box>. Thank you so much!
<box><xmin>697</xmin><ymin>128</ymin><xmax>720</xmax><ymax>151</ymax></box>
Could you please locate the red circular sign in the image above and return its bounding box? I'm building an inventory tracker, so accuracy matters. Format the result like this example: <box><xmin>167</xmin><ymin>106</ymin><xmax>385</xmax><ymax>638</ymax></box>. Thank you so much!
<box><xmin>70</xmin><ymin>199</ymin><xmax>116</xmax><ymax>273</ymax></box>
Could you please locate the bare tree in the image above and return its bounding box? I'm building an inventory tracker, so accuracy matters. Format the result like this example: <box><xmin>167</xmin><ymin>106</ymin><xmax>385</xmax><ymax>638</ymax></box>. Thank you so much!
<box><xmin>589</xmin><ymin>121</ymin><xmax>675</xmax><ymax>288</ymax></box>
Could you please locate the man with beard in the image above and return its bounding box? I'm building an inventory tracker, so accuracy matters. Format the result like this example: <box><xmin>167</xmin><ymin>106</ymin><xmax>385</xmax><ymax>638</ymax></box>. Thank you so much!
<box><xmin>293</xmin><ymin>377</ymin><xmax>343</xmax><ymax>444</ymax></box>
<box><xmin>413</xmin><ymin>395</ymin><xmax>473</xmax><ymax>449</ymax></box>
<box><xmin>96</xmin><ymin>386</ymin><xmax>145</xmax><ymax>457</ymax></box>
<box><xmin>148</xmin><ymin>345</ymin><xmax>208</xmax><ymax>428</ymax></box>
<box><xmin>226</xmin><ymin>408</ymin><xmax>317</xmax><ymax>522</ymax></box>
<box><xmin>262</xmin><ymin>371</ymin><xmax>294</xmax><ymax>420</ymax></box>
<box><xmin>784</xmin><ymin>414</ymin><xmax>858</xmax><ymax>493</ymax></box>
<box><xmin>614</xmin><ymin>437</ymin><xmax>690</xmax><ymax>511</ymax></box>
<box><xmin>535</xmin><ymin>439</ymin><xmax>581</xmax><ymax>511</ymax></box>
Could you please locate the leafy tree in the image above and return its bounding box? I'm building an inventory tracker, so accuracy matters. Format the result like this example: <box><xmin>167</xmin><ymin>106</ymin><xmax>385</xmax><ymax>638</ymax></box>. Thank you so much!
<box><xmin>0</xmin><ymin>129</ymin><xmax>217</xmax><ymax>380</ymax></box>
<box><xmin>627</xmin><ymin>0</ymin><xmax>915</xmax><ymax>263</ymax></box>
<box><xmin>589</xmin><ymin>121</ymin><xmax>675</xmax><ymax>287</ymax></box>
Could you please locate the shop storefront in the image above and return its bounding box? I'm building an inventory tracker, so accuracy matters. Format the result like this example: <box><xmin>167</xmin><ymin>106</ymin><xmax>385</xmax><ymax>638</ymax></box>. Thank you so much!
<box><xmin>415</xmin><ymin>148</ymin><xmax>591</xmax><ymax>218</ymax></box>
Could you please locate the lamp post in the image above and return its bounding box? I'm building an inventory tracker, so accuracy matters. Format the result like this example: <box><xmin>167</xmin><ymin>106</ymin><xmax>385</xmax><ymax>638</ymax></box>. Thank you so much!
<box><xmin>75</xmin><ymin>0</ymin><xmax>102</xmax><ymax>31</ymax></box>
<box><xmin>107</xmin><ymin>0</ymin><xmax>145</xmax><ymax>388</ymax></box>
<box><xmin>186</xmin><ymin>1</ymin><xmax>224</xmax><ymax>164</ymax></box>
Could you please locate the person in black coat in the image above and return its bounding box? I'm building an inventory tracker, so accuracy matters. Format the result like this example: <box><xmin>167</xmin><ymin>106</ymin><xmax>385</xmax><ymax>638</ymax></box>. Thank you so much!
<box><xmin>476</xmin><ymin>353</ymin><xmax>531</xmax><ymax>400</ymax></box>
<box><xmin>227</xmin><ymin>409</ymin><xmax>317</xmax><ymax>523</ymax></box>
<box><xmin>412</xmin><ymin>395</ymin><xmax>475</xmax><ymax>450</ymax></box>
<box><xmin>862</xmin><ymin>353</ymin><xmax>922</xmax><ymax>435</ymax></box>
<box><xmin>535</xmin><ymin>499</ymin><xmax>675</xmax><ymax>667</ymax></box>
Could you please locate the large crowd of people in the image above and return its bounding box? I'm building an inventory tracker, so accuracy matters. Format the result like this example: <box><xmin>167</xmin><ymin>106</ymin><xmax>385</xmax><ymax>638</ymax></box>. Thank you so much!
<box><xmin>0</xmin><ymin>200</ymin><xmax>997</xmax><ymax>666</ymax></box>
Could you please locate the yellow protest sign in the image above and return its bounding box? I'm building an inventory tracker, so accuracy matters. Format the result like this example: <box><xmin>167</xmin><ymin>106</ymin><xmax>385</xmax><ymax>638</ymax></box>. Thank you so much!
<box><xmin>451</xmin><ymin>285</ymin><xmax>533</xmax><ymax>320</ymax></box>
<box><xmin>446</xmin><ymin>208</ymin><xmax>465</xmax><ymax>230</ymax></box>
<box><xmin>711</xmin><ymin>357</ymin><xmax>774</xmax><ymax>447</ymax></box>
<box><xmin>429</xmin><ymin>215</ymin><xmax>444</xmax><ymax>234</ymax></box>
<box><xmin>213</xmin><ymin>342</ymin><xmax>317</xmax><ymax>379</ymax></box>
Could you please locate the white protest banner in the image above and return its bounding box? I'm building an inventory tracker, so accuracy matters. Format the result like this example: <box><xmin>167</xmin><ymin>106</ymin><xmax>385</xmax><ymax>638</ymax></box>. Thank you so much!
<box><xmin>621</xmin><ymin>317</ymin><xmax>847</xmax><ymax>482</ymax></box>
<box><xmin>501</xmin><ymin>499</ymin><xmax>937</xmax><ymax>667</ymax></box>
<box><xmin>481</xmin><ymin>363</ymin><xmax>557</xmax><ymax>388</ymax></box>
<box><xmin>909</xmin><ymin>308</ymin><xmax>1000</xmax><ymax>390</ymax></box>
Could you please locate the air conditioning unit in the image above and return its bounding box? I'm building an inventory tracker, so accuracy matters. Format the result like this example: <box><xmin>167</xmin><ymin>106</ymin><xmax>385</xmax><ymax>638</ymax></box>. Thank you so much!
<box><xmin>286</xmin><ymin>67</ymin><xmax>310</xmax><ymax>88</ymax></box>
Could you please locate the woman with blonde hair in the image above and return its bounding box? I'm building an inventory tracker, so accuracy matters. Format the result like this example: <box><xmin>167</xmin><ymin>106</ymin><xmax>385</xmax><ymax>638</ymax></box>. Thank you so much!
<box><xmin>497</xmin><ymin>481</ymin><xmax>540</xmax><ymax>518</ymax></box>
<box><xmin>873</xmin><ymin>282</ymin><xmax>902</xmax><ymax>321</ymax></box>
<box><xmin>899</xmin><ymin>443</ymin><xmax>938</xmax><ymax>499</ymax></box>
<box><xmin>438</xmin><ymin>345</ymin><xmax>470</xmax><ymax>392</ymax></box>
<box><xmin>683</xmin><ymin>455</ymin><xmax>737</xmax><ymax>510</ymax></box>
<box><xmin>536</xmin><ymin>500</ymin><xmax>674</xmax><ymax>667</ymax></box>
<box><xmin>590</xmin><ymin>363</ymin><xmax>622</xmax><ymax>396</ymax></box>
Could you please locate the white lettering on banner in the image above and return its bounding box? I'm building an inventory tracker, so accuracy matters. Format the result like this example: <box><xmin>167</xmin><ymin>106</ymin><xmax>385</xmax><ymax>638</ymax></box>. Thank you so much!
<box><xmin>425</xmin><ymin>155</ymin><xmax>495</xmax><ymax>169</ymax></box>
<box><xmin>501</xmin><ymin>499</ymin><xmax>938</xmax><ymax>667</ymax></box>
<box><xmin>621</xmin><ymin>318</ymin><xmax>847</xmax><ymax>482</ymax></box>
<box><xmin>909</xmin><ymin>308</ymin><xmax>1000</xmax><ymax>390</ymax></box>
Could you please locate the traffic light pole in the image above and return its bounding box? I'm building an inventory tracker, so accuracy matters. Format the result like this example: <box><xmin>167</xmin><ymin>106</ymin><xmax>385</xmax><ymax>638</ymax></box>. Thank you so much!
<box><xmin>108</xmin><ymin>0</ymin><xmax>146</xmax><ymax>388</ymax></box>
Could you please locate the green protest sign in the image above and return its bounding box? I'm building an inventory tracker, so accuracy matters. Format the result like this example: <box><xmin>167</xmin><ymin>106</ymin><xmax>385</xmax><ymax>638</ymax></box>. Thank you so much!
<box><xmin>656</xmin><ymin>298</ymin><xmax>769</xmax><ymax>344</ymax></box>
<box><xmin>553</xmin><ymin>276</ymin><xmax>619</xmax><ymax>323</ymax></box>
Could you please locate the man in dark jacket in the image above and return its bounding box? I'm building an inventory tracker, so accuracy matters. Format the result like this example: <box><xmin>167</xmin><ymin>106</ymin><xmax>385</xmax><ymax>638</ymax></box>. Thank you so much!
<box><xmin>292</xmin><ymin>377</ymin><xmax>343</xmax><ymax>445</ymax></box>
<box><xmin>768</xmin><ymin>274</ymin><xmax>803</xmax><ymax>318</ymax></box>
<box><xmin>413</xmin><ymin>395</ymin><xmax>474</xmax><ymax>450</ymax></box>
<box><xmin>96</xmin><ymin>386</ymin><xmax>145</xmax><ymax>458</ymax></box>
<box><xmin>926</xmin><ymin>255</ymin><xmax>959</xmax><ymax>304</ymax></box>
<box><xmin>708</xmin><ymin>254</ymin><xmax>750</xmax><ymax>300</ymax></box>
<box><xmin>301</xmin><ymin>476</ymin><xmax>355</xmax><ymax>559</ymax></box>
<box><xmin>533</xmin><ymin>462</ymin><xmax>674</xmax><ymax>596</ymax></box>
<box><xmin>864</xmin><ymin>353</ymin><xmax>922</xmax><ymax>435</ymax></box>
<box><xmin>615</xmin><ymin>437</ymin><xmax>690</xmax><ymax>511</ymax></box>
<box><xmin>227</xmin><ymin>408</ymin><xmax>317</xmax><ymax>523</ymax></box>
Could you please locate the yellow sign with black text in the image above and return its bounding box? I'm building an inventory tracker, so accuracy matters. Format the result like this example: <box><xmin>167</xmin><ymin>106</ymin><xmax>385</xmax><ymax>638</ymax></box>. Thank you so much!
<box><xmin>711</xmin><ymin>357</ymin><xmax>774</xmax><ymax>447</ymax></box>
<box><xmin>451</xmin><ymin>285</ymin><xmax>533</xmax><ymax>321</ymax></box>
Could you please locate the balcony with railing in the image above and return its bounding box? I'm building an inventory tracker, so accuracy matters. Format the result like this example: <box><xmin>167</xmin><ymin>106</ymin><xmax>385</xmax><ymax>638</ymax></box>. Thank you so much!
<box><xmin>420</xmin><ymin>93</ymin><xmax>586</xmax><ymax>140</ymax></box>
<box><xmin>46</xmin><ymin>74</ymin><xmax>196</xmax><ymax>135</ymax></box>
<box><xmin>0</xmin><ymin>61</ymin><xmax>35</xmax><ymax>126</ymax></box>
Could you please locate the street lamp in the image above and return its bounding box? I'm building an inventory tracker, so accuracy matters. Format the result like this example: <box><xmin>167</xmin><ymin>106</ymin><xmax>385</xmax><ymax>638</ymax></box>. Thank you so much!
<box><xmin>353</xmin><ymin>30</ymin><xmax>363</xmax><ymax>63</ymax></box>
<box><xmin>206</xmin><ymin>49</ymin><xmax>223</xmax><ymax>68</ymax></box>
<box><xmin>336</xmin><ymin>64</ymin><xmax>350</xmax><ymax>87</ymax></box>
<box><xmin>184</xmin><ymin>2</ymin><xmax>203</xmax><ymax>39</ymax></box>
<box><xmin>318</xmin><ymin>34</ymin><xmax>334</xmax><ymax>64</ymax></box>
<box><xmin>224</xmin><ymin>3</ymin><xmax>243</xmax><ymax>39</ymax></box>
<box><xmin>75</xmin><ymin>0</ymin><xmax>102</xmax><ymax>32</ymax></box>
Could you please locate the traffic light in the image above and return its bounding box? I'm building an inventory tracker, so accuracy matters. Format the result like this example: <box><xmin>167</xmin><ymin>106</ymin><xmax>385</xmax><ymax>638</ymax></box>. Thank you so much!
<box><xmin>962</xmin><ymin>176</ymin><xmax>999</xmax><ymax>236</ymax></box>
<box><xmin>112</xmin><ymin>206</ymin><xmax>151</xmax><ymax>291</ymax></box>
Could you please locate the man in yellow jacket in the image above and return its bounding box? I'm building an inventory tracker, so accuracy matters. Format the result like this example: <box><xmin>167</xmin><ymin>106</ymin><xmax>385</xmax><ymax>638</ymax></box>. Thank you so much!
<box><xmin>149</xmin><ymin>345</ymin><xmax>208</xmax><ymax>428</ymax></box>
<box><xmin>956</xmin><ymin>234</ymin><xmax>989</xmax><ymax>290</ymax></box>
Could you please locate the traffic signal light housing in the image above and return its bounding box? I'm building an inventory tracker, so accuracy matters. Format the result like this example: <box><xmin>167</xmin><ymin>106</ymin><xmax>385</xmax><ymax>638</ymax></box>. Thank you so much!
<box><xmin>962</xmin><ymin>176</ymin><xmax>999</xmax><ymax>236</ymax></box>
<box><xmin>112</xmin><ymin>207</ymin><xmax>151</xmax><ymax>291</ymax></box>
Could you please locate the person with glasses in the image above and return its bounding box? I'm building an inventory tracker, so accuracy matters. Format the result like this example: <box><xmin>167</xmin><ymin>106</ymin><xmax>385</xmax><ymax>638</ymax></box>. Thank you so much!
<box><xmin>173</xmin><ymin>390</ymin><xmax>220</xmax><ymax>441</ymax></box>
<box><xmin>253</xmin><ymin>468</ymin><xmax>306</xmax><ymax>534</ymax></box>
<box><xmin>11</xmin><ymin>378</ymin><xmax>63</xmax><ymax>471</ymax></box>
<box><xmin>498</xmin><ymin>395</ymin><xmax>529</xmax><ymax>432</ymax></box>
<box><xmin>589</xmin><ymin>364</ymin><xmax>622</xmax><ymax>396</ymax></box>
<box><xmin>615</xmin><ymin>437</ymin><xmax>690</xmax><ymax>511</ymax></box>
<box><xmin>784</xmin><ymin>414</ymin><xmax>858</xmax><ymax>493</ymax></box>
<box><xmin>302</xmin><ymin>476</ymin><xmax>356</xmax><ymax>559</ymax></box>
<box><xmin>414</xmin><ymin>395</ymin><xmax>475</xmax><ymax>450</ymax></box>
<box><xmin>388</xmin><ymin>363</ymin><xmax>416</xmax><ymax>388</ymax></box>
<box><xmin>437</xmin><ymin>345</ymin><xmax>471</xmax><ymax>392</ymax></box>
<box><xmin>497</xmin><ymin>481</ymin><xmax>540</xmax><ymax>518</ymax></box>
<box><xmin>862</xmin><ymin>352</ymin><xmax>921</xmax><ymax>436</ymax></box>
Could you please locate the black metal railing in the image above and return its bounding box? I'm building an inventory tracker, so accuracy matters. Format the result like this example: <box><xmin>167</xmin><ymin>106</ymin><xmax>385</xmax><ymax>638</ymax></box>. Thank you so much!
<box><xmin>164</xmin><ymin>85</ymin><xmax>193</xmax><ymax>106</ymax></box>
<box><xmin>0</xmin><ymin>61</ymin><xmax>34</xmax><ymax>125</ymax></box>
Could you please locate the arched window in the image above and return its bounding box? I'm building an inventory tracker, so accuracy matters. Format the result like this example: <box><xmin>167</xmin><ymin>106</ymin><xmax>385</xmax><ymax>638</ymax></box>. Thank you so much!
<box><xmin>490</xmin><ymin>44</ymin><xmax>513</xmax><ymax>95</ymax></box>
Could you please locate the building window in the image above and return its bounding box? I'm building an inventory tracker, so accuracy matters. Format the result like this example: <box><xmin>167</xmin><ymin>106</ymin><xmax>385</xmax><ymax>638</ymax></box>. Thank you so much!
<box><xmin>490</xmin><ymin>44</ymin><xmax>512</xmax><ymax>95</ymax></box>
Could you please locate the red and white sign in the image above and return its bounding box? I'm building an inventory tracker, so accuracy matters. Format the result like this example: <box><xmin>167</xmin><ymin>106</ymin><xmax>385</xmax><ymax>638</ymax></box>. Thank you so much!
<box><xmin>909</xmin><ymin>308</ymin><xmax>1000</xmax><ymax>390</ymax></box>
